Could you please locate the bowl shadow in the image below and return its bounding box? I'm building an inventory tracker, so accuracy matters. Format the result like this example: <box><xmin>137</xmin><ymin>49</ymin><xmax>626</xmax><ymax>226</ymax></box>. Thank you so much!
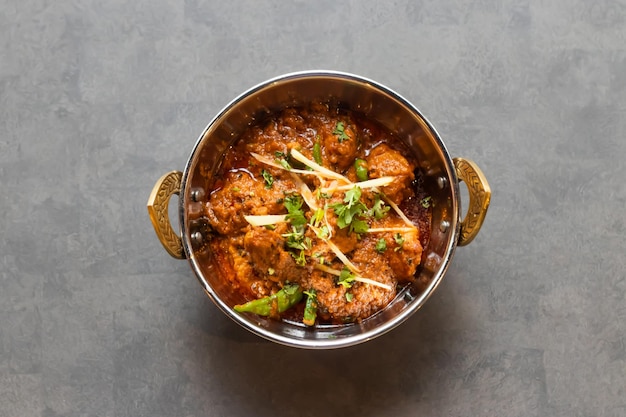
<box><xmin>184</xmin><ymin>271</ymin><xmax>472</xmax><ymax>417</ymax></box>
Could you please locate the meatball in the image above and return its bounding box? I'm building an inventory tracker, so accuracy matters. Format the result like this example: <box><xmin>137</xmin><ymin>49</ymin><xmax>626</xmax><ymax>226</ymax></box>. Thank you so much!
<box><xmin>205</xmin><ymin>167</ymin><xmax>295</xmax><ymax>235</ymax></box>
<box><xmin>321</xmin><ymin>118</ymin><xmax>359</xmax><ymax>172</ymax></box>
<box><xmin>366</xmin><ymin>144</ymin><xmax>415</xmax><ymax>204</ymax></box>
<box><xmin>243</xmin><ymin>228</ymin><xmax>301</xmax><ymax>284</ymax></box>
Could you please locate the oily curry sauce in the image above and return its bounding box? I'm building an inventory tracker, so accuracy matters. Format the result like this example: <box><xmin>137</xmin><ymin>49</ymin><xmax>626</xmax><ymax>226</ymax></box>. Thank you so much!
<box><xmin>204</xmin><ymin>102</ymin><xmax>431</xmax><ymax>325</ymax></box>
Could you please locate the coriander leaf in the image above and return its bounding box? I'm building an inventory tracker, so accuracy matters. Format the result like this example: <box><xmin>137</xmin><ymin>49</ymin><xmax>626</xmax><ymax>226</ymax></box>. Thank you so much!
<box><xmin>286</xmin><ymin>211</ymin><xmax>306</xmax><ymax>226</ymax></box>
<box><xmin>261</xmin><ymin>169</ymin><xmax>274</xmax><ymax>189</ymax></box>
<box><xmin>421</xmin><ymin>196</ymin><xmax>432</xmax><ymax>208</ymax></box>
<box><xmin>282</xmin><ymin>226</ymin><xmax>310</xmax><ymax>250</ymax></box>
<box><xmin>350</xmin><ymin>218</ymin><xmax>369</xmax><ymax>234</ymax></box>
<box><xmin>394</xmin><ymin>233</ymin><xmax>405</xmax><ymax>251</ymax></box>
<box><xmin>292</xmin><ymin>250</ymin><xmax>306</xmax><ymax>266</ymax></box>
<box><xmin>284</xmin><ymin>194</ymin><xmax>306</xmax><ymax>226</ymax></box>
<box><xmin>333</xmin><ymin>121</ymin><xmax>351</xmax><ymax>143</ymax></box>
<box><xmin>342</xmin><ymin>207</ymin><xmax>355</xmax><ymax>226</ymax></box>
<box><xmin>282</xmin><ymin>283</ymin><xmax>301</xmax><ymax>296</ymax></box>
<box><xmin>313</xmin><ymin>252</ymin><xmax>326</xmax><ymax>265</ymax></box>
<box><xmin>274</xmin><ymin>151</ymin><xmax>293</xmax><ymax>169</ymax></box>
<box><xmin>330</xmin><ymin>202</ymin><xmax>347</xmax><ymax>227</ymax></box>
<box><xmin>368</xmin><ymin>195</ymin><xmax>390</xmax><ymax>219</ymax></box>
<box><xmin>330</xmin><ymin>186</ymin><xmax>368</xmax><ymax>234</ymax></box>
<box><xmin>343</xmin><ymin>186</ymin><xmax>362</xmax><ymax>208</ymax></box>
<box><xmin>345</xmin><ymin>292</ymin><xmax>354</xmax><ymax>302</ymax></box>
<box><xmin>337</xmin><ymin>267</ymin><xmax>356</xmax><ymax>288</ymax></box>
<box><xmin>375</xmin><ymin>238</ymin><xmax>387</xmax><ymax>253</ymax></box>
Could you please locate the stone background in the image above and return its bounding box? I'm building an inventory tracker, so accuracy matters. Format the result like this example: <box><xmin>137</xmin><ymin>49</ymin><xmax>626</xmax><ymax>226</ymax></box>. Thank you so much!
<box><xmin>1</xmin><ymin>1</ymin><xmax>625</xmax><ymax>416</ymax></box>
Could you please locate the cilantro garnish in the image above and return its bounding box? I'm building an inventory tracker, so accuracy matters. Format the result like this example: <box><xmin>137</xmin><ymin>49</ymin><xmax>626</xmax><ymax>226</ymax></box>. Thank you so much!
<box><xmin>313</xmin><ymin>252</ymin><xmax>326</xmax><ymax>265</ymax></box>
<box><xmin>282</xmin><ymin>226</ymin><xmax>311</xmax><ymax>251</ymax></box>
<box><xmin>394</xmin><ymin>233</ymin><xmax>405</xmax><ymax>251</ymax></box>
<box><xmin>317</xmin><ymin>190</ymin><xmax>332</xmax><ymax>200</ymax></box>
<box><xmin>284</xmin><ymin>193</ymin><xmax>306</xmax><ymax>226</ymax></box>
<box><xmin>345</xmin><ymin>292</ymin><xmax>354</xmax><ymax>302</ymax></box>
<box><xmin>421</xmin><ymin>196</ymin><xmax>432</xmax><ymax>208</ymax></box>
<box><xmin>333</xmin><ymin>121</ymin><xmax>351</xmax><ymax>143</ymax></box>
<box><xmin>282</xmin><ymin>225</ymin><xmax>309</xmax><ymax>267</ymax></box>
<box><xmin>292</xmin><ymin>250</ymin><xmax>306</xmax><ymax>266</ymax></box>
<box><xmin>344</xmin><ymin>186</ymin><xmax>361</xmax><ymax>207</ymax></box>
<box><xmin>274</xmin><ymin>151</ymin><xmax>292</xmax><ymax>170</ymax></box>
<box><xmin>337</xmin><ymin>267</ymin><xmax>356</xmax><ymax>288</ymax></box>
<box><xmin>261</xmin><ymin>169</ymin><xmax>274</xmax><ymax>189</ymax></box>
<box><xmin>350</xmin><ymin>218</ymin><xmax>369</xmax><ymax>234</ymax></box>
<box><xmin>282</xmin><ymin>193</ymin><xmax>307</xmax><ymax>265</ymax></box>
<box><xmin>368</xmin><ymin>195</ymin><xmax>390</xmax><ymax>219</ymax></box>
<box><xmin>375</xmin><ymin>238</ymin><xmax>387</xmax><ymax>253</ymax></box>
<box><xmin>330</xmin><ymin>186</ymin><xmax>369</xmax><ymax>234</ymax></box>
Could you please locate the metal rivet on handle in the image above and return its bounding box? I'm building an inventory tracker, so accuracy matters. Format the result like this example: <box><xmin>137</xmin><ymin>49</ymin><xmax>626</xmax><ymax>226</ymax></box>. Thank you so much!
<box><xmin>191</xmin><ymin>231</ymin><xmax>204</xmax><ymax>246</ymax></box>
<box><xmin>191</xmin><ymin>188</ymin><xmax>204</xmax><ymax>202</ymax></box>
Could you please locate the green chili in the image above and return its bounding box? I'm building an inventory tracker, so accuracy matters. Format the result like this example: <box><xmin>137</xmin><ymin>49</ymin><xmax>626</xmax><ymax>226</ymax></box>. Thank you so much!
<box><xmin>354</xmin><ymin>158</ymin><xmax>368</xmax><ymax>182</ymax></box>
<box><xmin>234</xmin><ymin>284</ymin><xmax>303</xmax><ymax>316</ymax></box>
<box><xmin>313</xmin><ymin>141</ymin><xmax>323</xmax><ymax>165</ymax></box>
<box><xmin>302</xmin><ymin>289</ymin><xmax>318</xmax><ymax>326</ymax></box>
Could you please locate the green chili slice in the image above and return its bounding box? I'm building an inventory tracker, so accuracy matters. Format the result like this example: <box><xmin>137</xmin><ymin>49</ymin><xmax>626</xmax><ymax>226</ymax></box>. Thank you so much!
<box><xmin>354</xmin><ymin>158</ymin><xmax>368</xmax><ymax>182</ymax></box>
<box><xmin>313</xmin><ymin>141</ymin><xmax>323</xmax><ymax>165</ymax></box>
<box><xmin>303</xmin><ymin>289</ymin><xmax>318</xmax><ymax>326</ymax></box>
<box><xmin>234</xmin><ymin>284</ymin><xmax>303</xmax><ymax>316</ymax></box>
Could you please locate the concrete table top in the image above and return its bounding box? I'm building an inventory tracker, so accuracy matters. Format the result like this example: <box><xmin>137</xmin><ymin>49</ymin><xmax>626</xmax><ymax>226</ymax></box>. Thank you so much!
<box><xmin>1</xmin><ymin>1</ymin><xmax>624</xmax><ymax>416</ymax></box>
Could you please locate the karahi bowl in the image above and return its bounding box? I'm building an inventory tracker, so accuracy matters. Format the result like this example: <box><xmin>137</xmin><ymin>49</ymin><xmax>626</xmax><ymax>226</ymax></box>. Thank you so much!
<box><xmin>147</xmin><ymin>70</ymin><xmax>491</xmax><ymax>349</ymax></box>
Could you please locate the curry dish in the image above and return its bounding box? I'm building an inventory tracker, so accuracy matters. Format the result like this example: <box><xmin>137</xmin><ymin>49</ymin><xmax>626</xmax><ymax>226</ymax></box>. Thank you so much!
<box><xmin>204</xmin><ymin>102</ymin><xmax>432</xmax><ymax>325</ymax></box>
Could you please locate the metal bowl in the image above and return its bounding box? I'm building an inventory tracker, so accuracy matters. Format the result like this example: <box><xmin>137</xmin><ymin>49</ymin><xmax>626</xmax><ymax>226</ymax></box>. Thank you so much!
<box><xmin>147</xmin><ymin>70</ymin><xmax>490</xmax><ymax>349</ymax></box>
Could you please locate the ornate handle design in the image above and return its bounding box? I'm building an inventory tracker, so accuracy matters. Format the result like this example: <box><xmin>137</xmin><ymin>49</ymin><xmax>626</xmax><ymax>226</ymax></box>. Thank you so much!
<box><xmin>147</xmin><ymin>171</ymin><xmax>186</xmax><ymax>259</ymax></box>
<box><xmin>453</xmin><ymin>158</ymin><xmax>491</xmax><ymax>246</ymax></box>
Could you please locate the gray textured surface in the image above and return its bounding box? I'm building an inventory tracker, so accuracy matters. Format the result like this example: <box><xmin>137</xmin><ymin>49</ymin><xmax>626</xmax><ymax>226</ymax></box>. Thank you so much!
<box><xmin>1</xmin><ymin>0</ymin><xmax>625</xmax><ymax>416</ymax></box>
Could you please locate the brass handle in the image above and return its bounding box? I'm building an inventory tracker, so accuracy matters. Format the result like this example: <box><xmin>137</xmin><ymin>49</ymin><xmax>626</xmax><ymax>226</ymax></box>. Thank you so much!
<box><xmin>453</xmin><ymin>158</ymin><xmax>491</xmax><ymax>246</ymax></box>
<box><xmin>147</xmin><ymin>171</ymin><xmax>186</xmax><ymax>259</ymax></box>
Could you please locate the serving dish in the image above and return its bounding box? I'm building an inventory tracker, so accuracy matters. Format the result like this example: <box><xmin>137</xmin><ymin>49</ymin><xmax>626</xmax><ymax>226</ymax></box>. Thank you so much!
<box><xmin>147</xmin><ymin>70</ymin><xmax>490</xmax><ymax>349</ymax></box>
